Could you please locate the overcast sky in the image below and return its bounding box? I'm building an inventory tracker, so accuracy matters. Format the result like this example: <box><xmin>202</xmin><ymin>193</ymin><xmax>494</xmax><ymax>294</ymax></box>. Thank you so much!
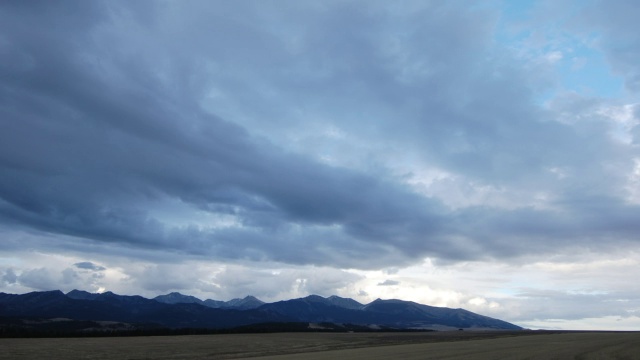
<box><xmin>1</xmin><ymin>0</ymin><xmax>640</xmax><ymax>330</ymax></box>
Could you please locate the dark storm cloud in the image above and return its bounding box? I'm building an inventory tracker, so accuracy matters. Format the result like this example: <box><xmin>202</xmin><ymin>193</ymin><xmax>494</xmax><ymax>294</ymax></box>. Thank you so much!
<box><xmin>1</xmin><ymin>1</ymin><xmax>639</xmax><ymax>269</ymax></box>
<box><xmin>0</xmin><ymin>0</ymin><xmax>448</xmax><ymax>268</ymax></box>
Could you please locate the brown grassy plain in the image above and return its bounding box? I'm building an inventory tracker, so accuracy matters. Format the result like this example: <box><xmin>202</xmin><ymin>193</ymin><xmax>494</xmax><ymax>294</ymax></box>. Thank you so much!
<box><xmin>1</xmin><ymin>331</ymin><xmax>638</xmax><ymax>359</ymax></box>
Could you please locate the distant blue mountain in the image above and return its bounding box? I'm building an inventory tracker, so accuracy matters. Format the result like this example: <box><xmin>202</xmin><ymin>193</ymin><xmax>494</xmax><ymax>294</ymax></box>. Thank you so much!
<box><xmin>361</xmin><ymin>298</ymin><xmax>520</xmax><ymax>330</ymax></box>
<box><xmin>153</xmin><ymin>293</ymin><xmax>264</xmax><ymax>310</ymax></box>
<box><xmin>153</xmin><ymin>292</ymin><xmax>205</xmax><ymax>306</ymax></box>
<box><xmin>66</xmin><ymin>289</ymin><xmax>102</xmax><ymax>300</ymax></box>
<box><xmin>0</xmin><ymin>290</ymin><xmax>521</xmax><ymax>330</ymax></box>
<box><xmin>223</xmin><ymin>295</ymin><xmax>265</xmax><ymax>310</ymax></box>
<box><xmin>326</xmin><ymin>295</ymin><xmax>365</xmax><ymax>310</ymax></box>
<box><xmin>258</xmin><ymin>295</ymin><xmax>519</xmax><ymax>330</ymax></box>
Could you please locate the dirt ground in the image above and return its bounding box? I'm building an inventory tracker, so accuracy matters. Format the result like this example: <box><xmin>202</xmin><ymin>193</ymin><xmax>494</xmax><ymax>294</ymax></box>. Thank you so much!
<box><xmin>1</xmin><ymin>331</ymin><xmax>638</xmax><ymax>359</ymax></box>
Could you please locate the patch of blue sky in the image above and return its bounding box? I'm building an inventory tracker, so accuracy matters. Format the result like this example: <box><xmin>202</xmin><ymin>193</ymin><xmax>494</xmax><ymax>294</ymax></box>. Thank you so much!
<box><xmin>555</xmin><ymin>42</ymin><xmax>624</xmax><ymax>98</ymax></box>
<box><xmin>502</xmin><ymin>0</ymin><xmax>537</xmax><ymax>21</ymax></box>
<box><xmin>492</xmin><ymin>0</ymin><xmax>624</xmax><ymax>100</ymax></box>
<box><xmin>492</xmin><ymin>0</ymin><xmax>537</xmax><ymax>44</ymax></box>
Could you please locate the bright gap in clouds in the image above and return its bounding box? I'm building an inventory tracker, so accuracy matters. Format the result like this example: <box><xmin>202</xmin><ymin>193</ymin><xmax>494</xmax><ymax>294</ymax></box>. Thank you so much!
<box><xmin>1</xmin><ymin>0</ymin><xmax>640</xmax><ymax>330</ymax></box>
<box><xmin>496</xmin><ymin>0</ymin><xmax>625</xmax><ymax>101</ymax></box>
<box><xmin>558</xmin><ymin>44</ymin><xmax>625</xmax><ymax>98</ymax></box>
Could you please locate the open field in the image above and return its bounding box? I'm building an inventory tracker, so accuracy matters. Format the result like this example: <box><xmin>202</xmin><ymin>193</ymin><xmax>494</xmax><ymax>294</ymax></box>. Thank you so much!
<box><xmin>1</xmin><ymin>331</ymin><xmax>639</xmax><ymax>359</ymax></box>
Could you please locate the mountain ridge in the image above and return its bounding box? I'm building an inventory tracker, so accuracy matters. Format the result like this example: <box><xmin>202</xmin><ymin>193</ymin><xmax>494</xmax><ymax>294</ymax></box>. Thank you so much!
<box><xmin>0</xmin><ymin>290</ymin><xmax>521</xmax><ymax>331</ymax></box>
<box><xmin>153</xmin><ymin>293</ymin><xmax>265</xmax><ymax>310</ymax></box>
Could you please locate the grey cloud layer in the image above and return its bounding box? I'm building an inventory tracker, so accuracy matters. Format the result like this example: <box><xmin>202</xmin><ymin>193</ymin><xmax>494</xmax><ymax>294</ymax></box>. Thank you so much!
<box><xmin>74</xmin><ymin>262</ymin><xmax>106</xmax><ymax>271</ymax></box>
<box><xmin>1</xmin><ymin>1</ymin><xmax>639</xmax><ymax>269</ymax></box>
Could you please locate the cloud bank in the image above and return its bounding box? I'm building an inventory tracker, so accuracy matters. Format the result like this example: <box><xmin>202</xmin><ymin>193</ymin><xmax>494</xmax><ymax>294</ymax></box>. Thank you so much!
<box><xmin>1</xmin><ymin>0</ymin><xmax>639</xmax><ymax>329</ymax></box>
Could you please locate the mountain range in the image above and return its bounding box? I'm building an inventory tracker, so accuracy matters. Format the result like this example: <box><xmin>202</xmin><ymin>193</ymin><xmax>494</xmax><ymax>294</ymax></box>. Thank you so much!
<box><xmin>0</xmin><ymin>290</ymin><xmax>522</xmax><ymax>331</ymax></box>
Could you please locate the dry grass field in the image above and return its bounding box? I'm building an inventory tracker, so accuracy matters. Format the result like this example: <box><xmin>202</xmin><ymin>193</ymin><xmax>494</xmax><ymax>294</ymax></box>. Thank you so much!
<box><xmin>1</xmin><ymin>331</ymin><xmax>638</xmax><ymax>359</ymax></box>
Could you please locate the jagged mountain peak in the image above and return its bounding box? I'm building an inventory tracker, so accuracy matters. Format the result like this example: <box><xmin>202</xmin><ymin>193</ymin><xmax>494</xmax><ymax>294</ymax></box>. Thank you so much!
<box><xmin>154</xmin><ymin>292</ymin><xmax>203</xmax><ymax>305</ymax></box>
<box><xmin>67</xmin><ymin>289</ymin><xmax>91</xmax><ymax>295</ymax></box>
<box><xmin>224</xmin><ymin>295</ymin><xmax>265</xmax><ymax>310</ymax></box>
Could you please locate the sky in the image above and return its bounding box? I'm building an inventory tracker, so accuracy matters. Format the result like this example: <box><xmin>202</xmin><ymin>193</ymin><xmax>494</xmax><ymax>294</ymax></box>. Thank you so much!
<box><xmin>1</xmin><ymin>0</ymin><xmax>639</xmax><ymax>330</ymax></box>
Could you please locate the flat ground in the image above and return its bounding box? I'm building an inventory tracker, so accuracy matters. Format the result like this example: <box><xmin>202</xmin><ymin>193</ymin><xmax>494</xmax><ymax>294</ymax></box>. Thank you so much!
<box><xmin>1</xmin><ymin>331</ymin><xmax>638</xmax><ymax>359</ymax></box>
